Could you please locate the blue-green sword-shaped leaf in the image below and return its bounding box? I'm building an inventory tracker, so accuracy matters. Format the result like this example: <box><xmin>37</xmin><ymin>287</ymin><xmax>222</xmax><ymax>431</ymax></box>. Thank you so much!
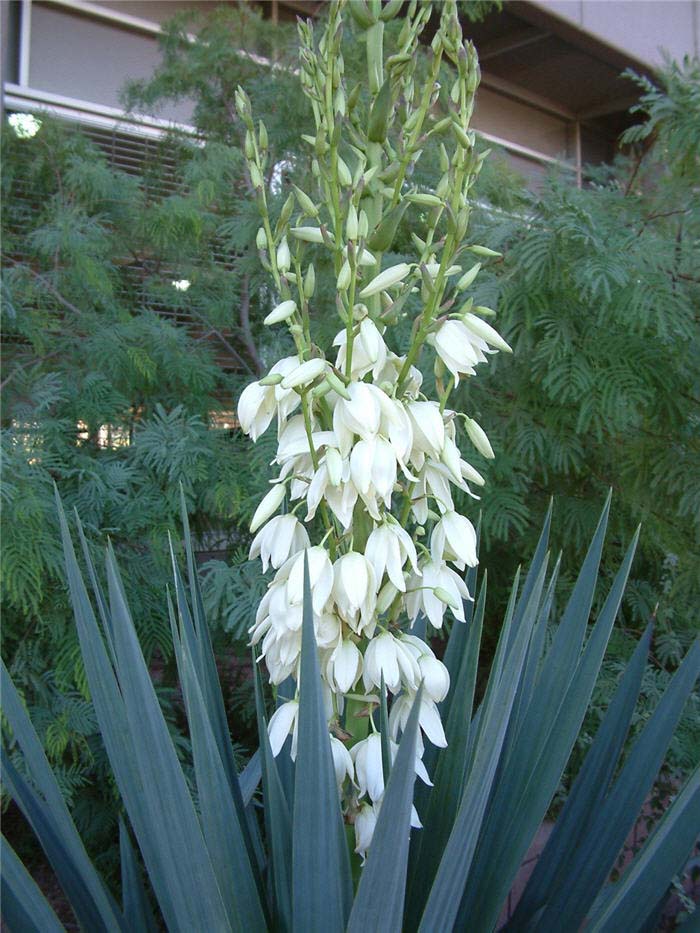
<box><xmin>348</xmin><ymin>685</ymin><xmax>424</xmax><ymax>933</ymax></box>
<box><xmin>292</xmin><ymin>552</ymin><xmax>352</xmax><ymax>933</ymax></box>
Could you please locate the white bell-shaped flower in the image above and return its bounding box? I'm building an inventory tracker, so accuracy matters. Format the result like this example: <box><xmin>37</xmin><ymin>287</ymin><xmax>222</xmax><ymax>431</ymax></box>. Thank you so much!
<box><xmin>316</xmin><ymin>611</ymin><xmax>342</xmax><ymax>648</ymax></box>
<box><xmin>350</xmin><ymin>436</ymin><xmax>397</xmax><ymax>506</ymax></box>
<box><xmin>260</xmin><ymin>627</ymin><xmax>301</xmax><ymax>684</ymax></box>
<box><xmin>326</xmin><ymin>638</ymin><xmax>362</xmax><ymax>693</ymax></box>
<box><xmin>330</xmin><ymin>735</ymin><xmax>354</xmax><ymax>789</ymax></box>
<box><xmin>362</xmin><ymin>631</ymin><xmax>420</xmax><ymax>694</ymax></box>
<box><xmin>332</xmin><ymin>552</ymin><xmax>378</xmax><ymax>634</ymax></box>
<box><xmin>333</xmin><ymin>318</ymin><xmax>388</xmax><ymax>380</ymax></box>
<box><xmin>411</xmin><ymin>460</ymin><xmax>456</xmax><ymax>523</ymax></box>
<box><xmin>249</xmin><ymin>513</ymin><xmax>310</xmax><ymax>572</ymax></box>
<box><xmin>462</xmin><ymin>312</ymin><xmax>512</xmax><ymax>354</ymax></box>
<box><xmin>365</xmin><ymin>522</ymin><xmax>420</xmax><ymax>592</ymax></box>
<box><xmin>429</xmin><ymin>318</ymin><xmax>489</xmax><ymax>382</ymax></box>
<box><xmin>354</xmin><ymin>802</ymin><xmax>378</xmax><ymax>863</ymax></box>
<box><xmin>268</xmin><ymin>699</ymin><xmax>299</xmax><ymax>757</ymax></box>
<box><xmin>406</xmin><ymin>559</ymin><xmax>471</xmax><ymax>629</ymax></box>
<box><xmin>324</xmin><ymin>473</ymin><xmax>360</xmax><ymax>530</ymax></box>
<box><xmin>351</xmin><ymin>733</ymin><xmax>429</xmax><ymax>803</ymax></box>
<box><xmin>418</xmin><ymin>655</ymin><xmax>450</xmax><ymax>703</ymax></box>
<box><xmin>351</xmin><ymin>733</ymin><xmax>385</xmax><ymax>802</ymax></box>
<box><xmin>431</xmin><ymin>510</ymin><xmax>479</xmax><ymax>571</ymax></box>
<box><xmin>238</xmin><ymin>381</ymin><xmax>276</xmax><ymax>441</ymax></box>
<box><xmin>333</xmin><ymin>382</ymin><xmax>383</xmax><ymax>454</ymax></box>
<box><xmin>389</xmin><ymin>691</ymin><xmax>447</xmax><ymax>748</ymax></box>
<box><xmin>285</xmin><ymin>546</ymin><xmax>334</xmax><ymax>615</ymax></box>
<box><xmin>250</xmin><ymin>483</ymin><xmax>287</xmax><ymax>533</ymax></box>
<box><xmin>374</xmin><ymin>352</ymin><xmax>423</xmax><ymax>399</ymax></box>
<box><xmin>237</xmin><ymin>357</ymin><xmax>302</xmax><ymax>441</ymax></box>
<box><xmin>407</xmin><ymin>401</ymin><xmax>445</xmax><ymax>460</ymax></box>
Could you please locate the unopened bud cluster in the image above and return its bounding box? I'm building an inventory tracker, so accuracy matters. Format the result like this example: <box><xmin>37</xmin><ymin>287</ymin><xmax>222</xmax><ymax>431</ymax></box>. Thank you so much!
<box><xmin>236</xmin><ymin>0</ymin><xmax>511</xmax><ymax>861</ymax></box>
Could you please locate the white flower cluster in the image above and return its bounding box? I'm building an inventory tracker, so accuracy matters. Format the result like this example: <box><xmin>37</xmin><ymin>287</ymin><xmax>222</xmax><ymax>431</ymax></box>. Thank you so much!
<box><xmin>236</xmin><ymin>0</ymin><xmax>510</xmax><ymax>861</ymax></box>
<box><xmin>239</xmin><ymin>306</ymin><xmax>508</xmax><ymax>858</ymax></box>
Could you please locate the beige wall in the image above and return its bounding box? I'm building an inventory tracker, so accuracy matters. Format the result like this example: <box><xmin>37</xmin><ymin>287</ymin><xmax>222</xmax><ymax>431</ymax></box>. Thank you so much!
<box><xmin>27</xmin><ymin>2</ymin><xmax>195</xmax><ymax>123</ymax></box>
<box><xmin>532</xmin><ymin>0</ymin><xmax>700</xmax><ymax>67</ymax></box>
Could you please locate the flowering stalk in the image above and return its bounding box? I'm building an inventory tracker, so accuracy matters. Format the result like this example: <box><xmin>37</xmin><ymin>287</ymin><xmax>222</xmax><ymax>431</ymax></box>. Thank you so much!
<box><xmin>237</xmin><ymin>0</ymin><xmax>511</xmax><ymax>862</ymax></box>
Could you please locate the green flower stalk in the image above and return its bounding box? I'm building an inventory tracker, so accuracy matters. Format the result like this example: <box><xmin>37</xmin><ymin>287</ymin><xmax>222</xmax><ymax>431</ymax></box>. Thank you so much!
<box><xmin>237</xmin><ymin>0</ymin><xmax>510</xmax><ymax>860</ymax></box>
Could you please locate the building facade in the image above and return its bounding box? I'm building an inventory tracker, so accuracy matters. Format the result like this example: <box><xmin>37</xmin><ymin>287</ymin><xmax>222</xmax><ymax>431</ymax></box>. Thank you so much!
<box><xmin>2</xmin><ymin>0</ymin><xmax>699</xmax><ymax>185</ymax></box>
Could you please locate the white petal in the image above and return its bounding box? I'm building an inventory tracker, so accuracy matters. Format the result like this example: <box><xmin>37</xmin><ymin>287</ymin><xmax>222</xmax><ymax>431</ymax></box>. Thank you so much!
<box><xmin>332</xmin><ymin>639</ymin><xmax>362</xmax><ymax>693</ymax></box>
<box><xmin>250</xmin><ymin>484</ymin><xmax>286</xmax><ymax>533</ymax></box>
<box><xmin>268</xmin><ymin>700</ymin><xmax>298</xmax><ymax>757</ymax></box>
<box><xmin>418</xmin><ymin>698</ymin><xmax>447</xmax><ymax>747</ymax></box>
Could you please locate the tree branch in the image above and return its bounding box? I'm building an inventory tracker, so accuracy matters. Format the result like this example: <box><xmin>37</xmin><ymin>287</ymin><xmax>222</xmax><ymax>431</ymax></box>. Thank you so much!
<box><xmin>237</xmin><ymin>272</ymin><xmax>263</xmax><ymax>376</ymax></box>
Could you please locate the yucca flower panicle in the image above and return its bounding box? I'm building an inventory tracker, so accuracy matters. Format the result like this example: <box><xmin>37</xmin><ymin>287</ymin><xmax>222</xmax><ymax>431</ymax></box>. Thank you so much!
<box><xmin>237</xmin><ymin>0</ymin><xmax>510</xmax><ymax>861</ymax></box>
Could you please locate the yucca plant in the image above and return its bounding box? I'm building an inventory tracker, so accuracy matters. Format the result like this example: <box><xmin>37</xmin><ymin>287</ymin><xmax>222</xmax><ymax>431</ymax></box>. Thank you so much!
<box><xmin>2</xmin><ymin>492</ymin><xmax>699</xmax><ymax>932</ymax></box>
<box><xmin>3</xmin><ymin>1</ymin><xmax>699</xmax><ymax>929</ymax></box>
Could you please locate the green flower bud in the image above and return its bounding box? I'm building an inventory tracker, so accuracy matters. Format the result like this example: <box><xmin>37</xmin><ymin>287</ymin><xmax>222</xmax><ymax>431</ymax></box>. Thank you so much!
<box><xmin>368</xmin><ymin>78</ymin><xmax>392</xmax><ymax>143</ymax></box>
<box><xmin>264</xmin><ymin>299</ymin><xmax>297</xmax><ymax>326</ymax></box>
<box><xmin>359</xmin><ymin>262</ymin><xmax>411</xmax><ymax>298</ymax></box>
<box><xmin>367</xmin><ymin>201</ymin><xmax>408</xmax><ymax>252</ymax></box>
<box><xmin>468</xmin><ymin>245</ymin><xmax>502</xmax><ymax>258</ymax></box>
<box><xmin>256</xmin><ymin>227</ymin><xmax>267</xmax><ymax>250</ymax></box>
<box><xmin>245</xmin><ymin>131</ymin><xmax>256</xmax><ymax>160</ymax></box>
<box><xmin>451</xmin><ymin>120</ymin><xmax>472</xmax><ymax>149</ymax></box>
<box><xmin>348</xmin><ymin>0</ymin><xmax>375</xmax><ymax>29</ymax></box>
<box><xmin>304</xmin><ymin>264</ymin><xmax>316</xmax><ymax>299</ymax></box>
<box><xmin>276</xmin><ymin>236</ymin><xmax>291</xmax><ymax>273</ymax></box>
<box><xmin>293</xmin><ymin>185</ymin><xmax>319</xmax><ymax>217</ymax></box>
<box><xmin>291</xmin><ymin>226</ymin><xmax>326</xmax><ymax>244</ymax></box>
<box><xmin>325</xmin><ymin>370</ymin><xmax>352</xmax><ymax>400</ymax></box>
<box><xmin>456</xmin><ymin>262</ymin><xmax>481</xmax><ymax>291</ymax></box>
<box><xmin>337</xmin><ymin>259</ymin><xmax>351</xmax><ymax>291</ymax></box>
<box><xmin>249</xmin><ymin>163</ymin><xmax>263</xmax><ymax>189</ymax></box>
<box><xmin>406</xmin><ymin>192</ymin><xmax>443</xmax><ymax>208</ymax></box>
<box><xmin>411</xmin><ymin>232</ymin><xmax>426</xmax><ymax>253</ymax></box>
<box><xmin>379</xmin><ymin>0</ymin><xmax>403</xmax><ymax>20</ymax></box>
<box><xmin>346</xmin><ymin>203</ymin><xmax>359</xmax><ymax>241</ymax></box>
<box><xmin>258</xmin><ymin>372</ymin><xmax>284</xmax><ymax>386</ymax></box>
<box><xmin>439</xmin><ymin>144</ymin><xmax>450</xmax><ymax>173</ymax></box>
<box><xmin>278</xmin><ymin>193</ymin><xmax>295</xmax><ymax>230</ymax></box>
<box><xmin>337</xmin><ymin>156</ymin><xmax>352</xmax><ymax>187</ymax></box>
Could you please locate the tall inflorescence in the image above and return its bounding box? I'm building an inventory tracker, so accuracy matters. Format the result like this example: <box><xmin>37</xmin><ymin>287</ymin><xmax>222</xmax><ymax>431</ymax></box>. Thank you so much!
<box><xmin>236</xmin><ymin>0</ymin><xmax>510</xmax><ymax>860</ymax></box>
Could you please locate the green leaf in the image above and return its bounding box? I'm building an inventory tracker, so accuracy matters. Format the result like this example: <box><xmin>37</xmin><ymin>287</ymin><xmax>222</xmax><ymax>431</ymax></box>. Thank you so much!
<box><xmin>1</xmin><ymin>834</ymin><xmax>65</xmax><ymax>933</ymax></box>
<box><xmin>102</xmin><ymin>540</ymin><xmax>232</xmax><ymax>933</ymax></box>
<box><xmin>179</xmin><ymin>488</ymin><xmax>267</xmax><ymax>873</ymax></box>
<box><xmin>240</xmin><ymin>750</ymin><xmax>262</xmax><ymax>806</ymax></box>
<box><xmin>292</xmin><ymin>553</ymin><xmax>352</xmax><ymax>933</ymax></box>
<box><xmin>379</xmin><ymin>672</ymin><xmax>392</xmax><ymax>785</ymax></box>
<box><xmin>458</xmin><ymin>524</ymin><xmax>639</xmax><ymax>931</ymax></box>
<box><xmin>589</xmin><ymin>762</ymin><xmax>700</xmax><ymax>932</ymax></box>
<box><xmin>119</xmin><ymin>820</ymin><xmax>157</xmax><ymax>933</ymax></box>
<box><xmin>254</xmin><ymin>657</ymin><xmax>293</xmax><ymax>932</ymax></box>
<box><xmin>169</xmin><ymin>529</ymin><xmax>265</xmax><ymax>883</ymax></box>
<box><xmin>347</xmin><ymin>685</ymin><xmax>424</xmax><ymax>933</ymax></box>
<box><xmin>536</xmin><ymin>636</ymin><xmax>700</xmax><ymax>930</ymax></box>
<box><xmin>170</xmin><ymin>593</ymin><xmax>267</xmax><ymax>933</ymax></box>
<box><xmin>1</xmin><ymin>660</ymin><xmax>124</xmax><ymax>933</ymax></box>
<box><xmin>417</xmin><ymin>555</ymin><xmax>549</xmax><ymax>933</ymax></box>
<box><xmin>509</xmin><ymin>624</ymin><xmax>652</xmax><ymax>928</ymax></box>
<box><xmin>407</xmin><ymin>574</ymin><xmax>487</xmax><ymax>917</ymax></box>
